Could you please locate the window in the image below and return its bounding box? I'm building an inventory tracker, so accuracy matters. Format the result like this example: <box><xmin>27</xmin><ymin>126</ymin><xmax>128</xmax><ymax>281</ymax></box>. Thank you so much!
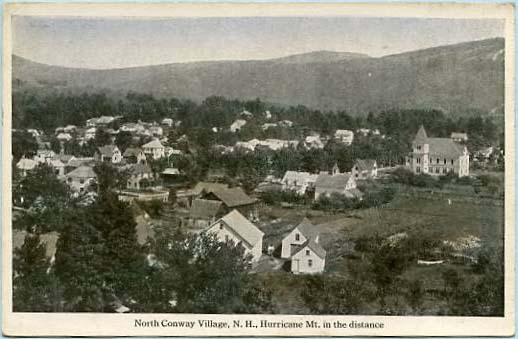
<box><xmin>67</xmin><ymin>177</ymin><xmax>72</xmax><ymax>183</ymax></box>
<box><xmin>306</xmin><ymin>250</ymin><xmax>310</xmax><ymax>256</ymax></box>
<box><xmin>416</xmin><ymin>166</ymin><xmax>420</xmax><ymax>173</ymax></box>
<box><xmin>451</xmin><ymin>160</ymin><xmax>454</xmax><ymax>165</ymax></box>
<box><xmin>295</xmin><ymin>234</ymin><xmax>300</xmax><ymax>241</ymax></box>
<box><xmin>417</xmin><ymin>145</ymin><xmax>421</xmax><ymax>151</ymax></box>
<box><xmin>308</xmin><ymin>259</ymin><xmax>313</xmax><ymax>267</ymax></box>
<box><xmin>79</xmin><ymin>179</ymin><xmax>85</xmax><ymax>184</ymax></box>
<box><xmin>225</xmin><ymin>235</ymin><xmax>229</xmax><ymax>242</ymax></box>
<box><xmin>435</xmin><ymin>168</ymin><xmax>439</xmax><ymax>174</ymax></box>
<box><xmin>444</xmin><ymin>159</ymin><xmax>447</xmax><ymax>164</ymax></box>
<box><xmin>417</xmin><ymin>158</ymin><xmax>420</xmax><ymax>164</ymax></box>
<box><xmin>219</xmin><ymin>223</ymin><xmax>223</xmax><ymax>230</ymax></box>
<box><xmin>437</xmin><ymin>158</ymin><xmax>440</xmax><ymax>164</ymax></box>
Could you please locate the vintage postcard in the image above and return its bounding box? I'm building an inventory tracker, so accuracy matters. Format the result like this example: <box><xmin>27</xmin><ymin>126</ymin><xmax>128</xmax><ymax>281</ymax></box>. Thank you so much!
<box><xmin>2</xmin><ymin>2</ymin><xmax>515</xmax><ymax>337</ymax></box>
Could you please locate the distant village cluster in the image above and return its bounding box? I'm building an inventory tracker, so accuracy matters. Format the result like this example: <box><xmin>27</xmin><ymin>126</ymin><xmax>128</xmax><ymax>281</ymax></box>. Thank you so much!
<box><xmin>13</xmin><ymin>107</ymin><xmax>483</xmax><ymax>276</ymax></box>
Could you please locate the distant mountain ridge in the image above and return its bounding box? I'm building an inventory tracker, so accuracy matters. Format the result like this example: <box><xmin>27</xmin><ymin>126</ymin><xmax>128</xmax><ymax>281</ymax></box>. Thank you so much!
<box><xmin>12</xmin><ymin>38</ymin><xmax>505</xmax><ymax>115</ymax></box>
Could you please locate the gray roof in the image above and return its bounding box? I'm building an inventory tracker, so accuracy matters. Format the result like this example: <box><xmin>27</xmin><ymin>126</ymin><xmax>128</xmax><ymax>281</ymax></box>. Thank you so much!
<box><xmin>97</xmin><ymin>145</ymin><xmax>118</xmax><ymax>157</ymax></box>
<box><xmin>16</xmin><ymin>158</ymin><xmax>37</xmax><ymax>170</ymax></box>
<box><xmin>190</xmin><ymin>199</ymin><xmax>223</xmax><ymax>219</ymax></box>
<box><xmin>142</xmin><ymin>139</ymin><xmax>164</xmax><ymax>149</ymax></box>
<box><xmin>219</xmin><ymin>210</ymin><xmax>263</xmax><ymax>246</ymax></box>
<box><xmin>123</xmin><ymin>147</ymin><xmax>144</xmax><ymax>157</ymax></box>
<box><xmin>210</xmin><ymin>187</ymin><xmax>256</xmax><ymax>208</ymax></box>
<box><xmin>293</xmin><ymin>237</ymin><xmax>326</xmax><ymax>259</ymax></box>
<box><xmin>66</xmin><ymin>165</ymin><xmax>96</xmax><ymax>179</ymax></box>
<box><xmin>414</xmin><ymin>125</ymin><xmax>428</xmax><ymax>143</ymax></box>
<box><xmin>355</xmin><ymin>159</ymin><xmax>377</xmax><ymax>171</ymax></box>
<box><xmin>427</xmin><ymin>138</ymin><xmax>465</xmax><ymax>158</ymax></box>
<box><xmin>315</xmin><ymin>173</ymin><xmax>352</xmax><ymax>190</ymax></box>
<box><xmin>295</xmin><ymin>218</ymin><xmax>319</xmax><ymax>241</ymax></box>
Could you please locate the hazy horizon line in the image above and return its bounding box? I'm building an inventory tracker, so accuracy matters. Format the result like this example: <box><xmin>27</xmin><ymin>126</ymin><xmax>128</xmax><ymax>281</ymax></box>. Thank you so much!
<box><xmin>12</xmin><ymin>36</ymin><xmax>504</xmax><ymax>71</ymax></box>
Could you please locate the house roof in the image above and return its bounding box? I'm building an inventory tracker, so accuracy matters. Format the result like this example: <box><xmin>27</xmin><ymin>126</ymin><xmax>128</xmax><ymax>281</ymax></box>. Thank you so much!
<box><xmin>53</xmin><ymin>154</ymin><xmax>75</xmax><ymax>164</ymax></box>
<box><xmin>16</xmin><ymin>158</ymin><xmax>37</xmax><ymax>170</ymax></box>
<box><xmin>355</xmin><ymin>159</ymin><xmax>377</xmax><ymax>171</ymax></box>
<box><xmin>414</xmin><ymin>125</ymin><xmax>428</xmax><ymax>143</ymax></box>
<box><xmin>293</xmin><ymin>237</ymin><xmax>326</xmax><ymax>259</ymax></box>
<box><xmin>190</xmin><ymin>199</ymin><xmax>223</xmax><ymax>219</ymax></box>
<box><xmin>209</xmin><ymin>187</ymin><xmax>256</xmax><ymax>207</ymax></box>
<box><xmin>219</xmin><ymin>209</ymin><xmax>263</xmax><ymax>246</ymax></box>
<box><xmin>295</xmin><ymin>218</ymin><xmax>319</xmax><ymax>241</ymax></box>
<box><xmin>123</xmin><ymin>147</ymin><xmax>144</xmax><ymax>157</ymax></box>
<box><xmin>49</xmin><ymin>159</ymin><xmax>65</xmax><ymax>168</ymax></box>
<box><xmin>98</xmin><ymin>145</ymin><xmax>119</xmax><ymax>157</ymax></box>
<box><xmin>427</xmin><ymin>138</ymin><xmax>465</xmax><ymax>158</ymax></box>
<box><xmin>13</xmin><ymin>230</ymin><xmax>59</xmax><ymax>259</ymax></box>
<box><xmin>66</xmin><ymin>165</ymin><xmax>96</xmax><ymax>179</ymax></box>
<box><xmin>191</xmin><ymin>182</ymin><xmax>229</xmax><ymax>196</ymax></box>
<box><xmin>142</xmin><ymin>139</ymin><xmax>164</xmax><ymax>149</ymax></box>
<box><xmin>162</xmin><ymin>168</ymin><xmax>180</xmax><ymax>175</ymax></box>
<box><xmin>315</xmin><ymin>173</ymin><xmax>353</xmax><ymax>190</ymax></box>
<box><xmin>282</xmin><ymin>171</ymin><xmax>318</xmax><ymax>184</ymax></box>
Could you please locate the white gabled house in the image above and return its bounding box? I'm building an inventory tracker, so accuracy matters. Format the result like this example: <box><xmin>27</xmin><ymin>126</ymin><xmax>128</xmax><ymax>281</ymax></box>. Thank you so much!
<box><xmin>95</xmin><ymin>145</ymin><xmax>122</xmax><ymax>164</ymax></box>
<box><xmin>280</xmin><ymin>218</ymin><xmax>326</xmax><ymax>274</ymax></box>
<box><xmin>142</xmin><ymin>139</ymin><xmax>165</xmax><ymax>159</ymax></box>
<box><xmin>206</xmin><ymin>209</ymin><xmax>264</xmax><ymax>263</ymax></box>
<box><xmin>352</xmin><ymin>159</ymin><xmax>378</xmax><ymax>180</ymax></box>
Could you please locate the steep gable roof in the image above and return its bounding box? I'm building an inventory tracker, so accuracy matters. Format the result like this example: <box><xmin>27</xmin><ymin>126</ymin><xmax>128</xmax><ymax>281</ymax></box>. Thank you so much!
<box><xmin>16</xmin><ymin>158</ymin><xmax>37</xmax><ymax>170</ymax></box>
<box><xmin>293</xmin><ymin>237</ymin><xmax>326</xmax><ymax>259</ymax></box>
<box><xmin>142</xmin><ymin>139</ymin><xmax>164</xmax><ymax>149</ymax></box>
<box><xmin>219</xmin><ymin>209</ymin><xmax>263</xmax><ymax>246</ymax></box>
<box><xmin>66</xmin><ymin>165</ymin><xmax>96</xmax><ymax>179</ymax></box>
<box><xmin>295</xmin><ymin>218</ymin><xmax>319</xmax><ymax>241</ymax></box>
<box><xmin>414</xmin><ymin>125</ymin><xmax>428</xmax><ymax>143</ymax></box>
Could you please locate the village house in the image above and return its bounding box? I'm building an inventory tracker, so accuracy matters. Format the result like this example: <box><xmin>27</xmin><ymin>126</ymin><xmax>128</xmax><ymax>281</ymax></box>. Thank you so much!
<box><xmin>85</xmin><ymin>127</ymin><xmax>96</xmax><ymax>140</ymax></box>
<box><xmin>262</xmin><ymin>123</ymin><xmax>278</xmax><ymax>131</ymax></box>
<box><xmin>406</xmin><ymin>126</ymin><xmax>470</xmax><ymax>177</ymax></box>
<box><xmin>314</xmin><ymin>165</ymin><xmax>360</xmax><ymax>200</ymax></box>
<box><xmin>33</xmin><ymin>149</ymin><xmax>56</xmax><ymax>164</ymax></box>
<box><xmin>49</xmin><ymin>159</ymin><xmax>65</xmax><ymax>177</ymax></box>
<box><xmin>278</xmin><ymin>120</ymin><xmax>294</xmax><ymax>128</ymax></box>
<box><xmin>124</xmin><ymin>163</ymin><xmax>154</xmax><ymax>190</ymax></box>
<box><xmin>281</xmin><ymin>171</ymin><xmax>318</xmax><ymax>195</ymax></box>
<box><xmin>334</xmin><ymin>129</ymin><xmax>354</xmax><ymax>145</ymax></box>
<box><xmin>303</xmin><ymin>135</ymin><xmax>325</xmax><ymax>149</ymax></box>
<box><xmin>149</xmin><ymin>126</ymin><xmax>163</xmax><ymax>137</ymax></box>
<box><xmin>26</xmin><ymin>129</ymin><xmax>41</xmax><ymax>138</ymax></box>
<box><xmin>65</xmin><ymin>165</ymin><xmax>97</xmax><ymax>193</ymax></box>
<box><xmin>142</xmin><ymin>139</ymin><xmax>165</xmax><ymax>159</ymax></box>
<box><xmin>63</xmin><ymin>125</ymin><xmax>77</xmax><ymax>134</ymax></box>
<box><xmin>187</xmin><ymin>199</ymin><xmax>224</xmax><ymax>229</ymax></box>
<box><xmin>16</xmin><ymin>157</ymin><xmax>38</xmax><ymax>176</ymax></box>
<box><xmin>240</xmin><ymin>110</ymin><xmax>253</xmax><ymax>118</ymax></box>
<box><xmin>176</xmin><ymin>182</ymin><xmax>230</xmax><ymax>208</ymax></box>
<box><xmin>230</xmin><ymin>119</ymin><xmax>247</xmax><ymax>133</ymax></box>
<box><xmin>56</xmin><ymin>132</ymin><xmax>72</xmax><ymax>142</ymax></box>
<box><xmin>451</xmin><ymin>132</ymin><xmax>469</xmax><ymax>142</ymax></box>
<box><xmin>205</xmin><ymin>209</ymin><xmax>264</xmax><ymax>263</ymax></box>
<box><xmin>123</xmin><ymin>147</ymin><xmax>147</xmax><ymax>164</ymax></box>
<box><xmin>352</xmin><ymin>159</ymin><xmax>378</xmax><ymax>180</ymax></box>
<box><xmin>264</xmin><ymin>110</ymin><xmax>272</xmax><ymax>119</ymax></box>
<box><xmin>280</xmin><ymin>218</ymin><xmax>326</xmax><ymax>274</ymax></box>
<box><xmin>201</xmin><ymin>187</ymin><xmax>259</xmax><ymax>221</ymax></box>
<box><xmin>95</xmin><ymin>145</ymin><xmax>122</xmax><ymax>164</ymax></box>
<box><xmin>161</xmin><ymin>118</ymin><xmax>174</xmax><ymax>127</ymax></box>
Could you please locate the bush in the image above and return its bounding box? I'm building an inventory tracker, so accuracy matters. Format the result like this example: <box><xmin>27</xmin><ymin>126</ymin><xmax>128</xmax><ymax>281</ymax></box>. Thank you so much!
<box><xmin>260</xmin><ymin>190</ymin><xmax>308</xmax><ymax>205</ymax></box>
<box><xmin>137</xmin><ymin>200</ymin><xmax>163</xmax><ymax>218</ymax></box>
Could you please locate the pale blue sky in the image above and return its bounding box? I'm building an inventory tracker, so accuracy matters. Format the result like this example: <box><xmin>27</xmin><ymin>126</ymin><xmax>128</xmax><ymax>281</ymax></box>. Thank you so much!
<box><xmin>13</xmin><ymin>16</ymin><xmax>505</xmax><ymax>69</ymax></box>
